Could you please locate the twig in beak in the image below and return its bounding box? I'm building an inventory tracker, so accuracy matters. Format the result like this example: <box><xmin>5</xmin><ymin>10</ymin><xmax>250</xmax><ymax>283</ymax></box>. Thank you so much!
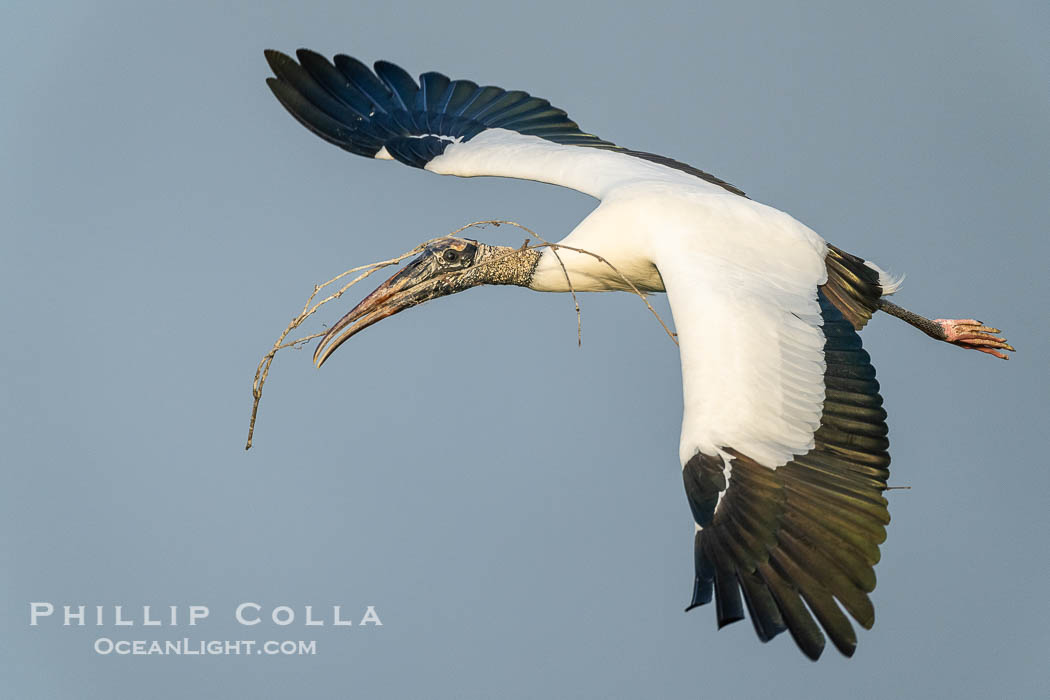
<box><xmin>245</xmin><ymin>221</ymin><xmax>678</xmax><ymax>450</ymax></box>
<box><xmin>245</xmin><ymin>244</ymin><xmax>431</xmax><ymax>450</ymax></box>
<box><xmin>461</xmin><ymin>220</ymin><xmax>678</xmax><ymax>348</ymax></box>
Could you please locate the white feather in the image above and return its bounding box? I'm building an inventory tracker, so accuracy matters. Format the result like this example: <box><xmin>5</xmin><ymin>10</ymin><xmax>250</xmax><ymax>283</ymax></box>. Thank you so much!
<box><xmin>656</xmin><ymin>228</ymin><xmax>827</xmax><ymax>469</ymax></box>
<box><xmin>430</xmin><ymin>128</ymin><xmax>831</xmax><ymax>469</ymax></box>
<box><xmin>427</xmin><ymin>128</ymin><xmax>731</xmax><ymax>199</ymax></box>
<box><xmin>864</xmin><ymin>260</ymin><xmax>905</xmax><ymax>295</ymax></box>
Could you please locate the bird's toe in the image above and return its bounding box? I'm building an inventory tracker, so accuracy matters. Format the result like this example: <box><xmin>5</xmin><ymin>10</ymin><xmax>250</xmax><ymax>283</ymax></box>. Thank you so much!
<box><xmin>935</xmin><ymin>318</ymin><xmax>1015</xmax><ymax>359</ymax></box>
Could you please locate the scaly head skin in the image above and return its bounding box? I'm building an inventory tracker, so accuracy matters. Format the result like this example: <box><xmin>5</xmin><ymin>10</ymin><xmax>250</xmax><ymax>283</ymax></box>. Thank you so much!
<box><xmin>313</xmin><ymin>237</ymin><xmax>540</xmax><ymax>367</ymax></box>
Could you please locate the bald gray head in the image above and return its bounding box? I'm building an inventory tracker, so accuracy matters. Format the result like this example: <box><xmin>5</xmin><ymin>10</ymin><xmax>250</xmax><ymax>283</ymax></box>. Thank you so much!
<box><xmin>313</xmin><ymin>237</ymin><xmax>541</xmax><ymax>366</ymax></box>
<box><xmin>447</xmin><ymin>237</ymin><xmax>541</xmax><ymax>288</ymax></box>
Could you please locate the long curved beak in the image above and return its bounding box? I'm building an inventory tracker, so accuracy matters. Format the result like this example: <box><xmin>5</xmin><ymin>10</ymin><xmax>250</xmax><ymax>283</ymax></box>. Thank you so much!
<box><xmin>313</xmin><ymin>257</ymin><xmax>451</xmax><ymax>368</ymax></box>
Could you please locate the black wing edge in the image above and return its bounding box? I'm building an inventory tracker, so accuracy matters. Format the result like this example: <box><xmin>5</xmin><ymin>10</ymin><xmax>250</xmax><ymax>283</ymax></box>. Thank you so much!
<box><xmin>263</xmin><ymin>49</ymin><xmax>613</xmax><ymax>169</ymax></box>
<box><xmin>822</xmin><ymin>244</ymin><xmax>885</xmax><ymax>330</ymax></box>
<box><xmin>263</xmin><ymin>49</ymin><xmax>746</xmax><ymax>195</ymax></box>
<box><xmin>683</xmin><ymin>290</ymin><xmax>890</xmax><ymax>660</ymax></box>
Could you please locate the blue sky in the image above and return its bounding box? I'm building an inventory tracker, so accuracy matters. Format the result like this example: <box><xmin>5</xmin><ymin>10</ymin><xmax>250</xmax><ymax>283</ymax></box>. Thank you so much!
<box><xmin>2</xmin><ymin>1</ymin><xmax>1047</xmax><ymax>697</ymax></box>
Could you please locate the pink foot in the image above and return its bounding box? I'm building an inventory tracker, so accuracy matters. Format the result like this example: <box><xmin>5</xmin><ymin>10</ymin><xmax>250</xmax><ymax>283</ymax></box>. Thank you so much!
<box><xmin>934</xmin><ymin>319</ymin><xmax>1015</xmax><ymax>360</ymax></box>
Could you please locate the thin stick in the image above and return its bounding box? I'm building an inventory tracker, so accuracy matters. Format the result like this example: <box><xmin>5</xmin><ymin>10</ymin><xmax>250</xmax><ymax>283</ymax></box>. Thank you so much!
<box><xmin>462</xmin><ymin>220</ymin><xmax>678</xmax><ymax>347</ymax></box>
<box><xmin>530</xmin><ymin>233</ymin><xmax>582</xmax><ymax>346</ymax></box>
<box><xmin>245</xmin><ymin>221</ymin><xmax>679</xmax><ymax>450</ymax></box>
<box><xmin>245</xmin><ymin>245</ymin><xmax>429</xmax><ymax>450</ymax></box>
<box><xmin>550</xmin><ymin>240</ymin><xmax>678</xmax><ymax>346</ymax></box>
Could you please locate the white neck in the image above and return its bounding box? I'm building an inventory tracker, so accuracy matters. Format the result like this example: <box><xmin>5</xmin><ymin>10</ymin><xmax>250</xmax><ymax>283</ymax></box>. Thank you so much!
<box><xmin>529</xmin><ymin>244</ymin><xmax>665</xmax><ymax>293</ymax></box>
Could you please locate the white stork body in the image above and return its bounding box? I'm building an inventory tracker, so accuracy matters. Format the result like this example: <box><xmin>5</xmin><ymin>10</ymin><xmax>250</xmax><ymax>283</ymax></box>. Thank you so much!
<box><xmin>264</xmin><ymin>49</ymin><xmax>1013</xmax><ymax>660</ymax></box>
<box><xmin>433</xmin><ymin>128</ymin><xmax>831</xmax><ymax>466</ymax></box>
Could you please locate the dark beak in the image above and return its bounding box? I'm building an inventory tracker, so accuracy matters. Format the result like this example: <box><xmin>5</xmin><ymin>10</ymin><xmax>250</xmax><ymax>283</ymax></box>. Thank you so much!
<box><xmin>313</xmin><ymin>255</ymin><xmax>453</xmax><ymax>367</ymax></box>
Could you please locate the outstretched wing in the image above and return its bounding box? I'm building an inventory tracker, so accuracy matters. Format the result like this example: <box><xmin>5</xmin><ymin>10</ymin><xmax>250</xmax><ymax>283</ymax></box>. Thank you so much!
<box><xmin>656</xmin><ymin>242</ymin><xmax>891</xmax><ymax>661</ymax></box>
<box><xmin>264</xmin><ymin>50</ymin><xmax>744</xmax><ymax>199</ymax></box>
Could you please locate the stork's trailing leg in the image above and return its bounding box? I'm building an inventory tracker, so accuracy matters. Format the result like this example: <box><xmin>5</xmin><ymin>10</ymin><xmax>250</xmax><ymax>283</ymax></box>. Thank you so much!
<box><xmin>877</xmin><ymin>299</ymin><xmax>1014</xmax><ymax>360</ymax></box>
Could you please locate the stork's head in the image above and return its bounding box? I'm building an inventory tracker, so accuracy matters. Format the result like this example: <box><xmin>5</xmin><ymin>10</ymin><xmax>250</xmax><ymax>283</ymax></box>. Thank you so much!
<box><xmin>313</xmin><ymin>237</ymin><xmax>540</xmax><ymax>367</ymax></box>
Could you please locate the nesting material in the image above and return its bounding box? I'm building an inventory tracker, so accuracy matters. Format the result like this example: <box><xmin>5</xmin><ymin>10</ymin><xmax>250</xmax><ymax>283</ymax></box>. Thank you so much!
<box><xmin>244</xmin><ymin>220</ymin><xmax>676</xmax><ymax>450</ymax></box>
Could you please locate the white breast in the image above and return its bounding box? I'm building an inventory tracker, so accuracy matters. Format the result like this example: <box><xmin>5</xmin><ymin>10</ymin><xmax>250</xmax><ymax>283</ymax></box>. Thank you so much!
<box><xmin>539</xmin><ymin>185</ymin><xmax>830</xmax><ymax>468</ymax></box>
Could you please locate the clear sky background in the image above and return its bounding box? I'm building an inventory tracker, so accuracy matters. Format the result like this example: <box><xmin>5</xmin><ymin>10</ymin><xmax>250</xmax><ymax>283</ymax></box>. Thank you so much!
<box><xmin>2</xmin><ymin>1</ymin><xmax>1047</xmax><ymax>698</ymax></box>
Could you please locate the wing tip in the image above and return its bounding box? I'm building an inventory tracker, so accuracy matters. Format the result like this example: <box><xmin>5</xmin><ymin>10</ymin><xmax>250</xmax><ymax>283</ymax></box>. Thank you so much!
<box><xmin>263</xmin><ymin>48</ymin><xmax>292</xmax><ymax>75</ymax></box>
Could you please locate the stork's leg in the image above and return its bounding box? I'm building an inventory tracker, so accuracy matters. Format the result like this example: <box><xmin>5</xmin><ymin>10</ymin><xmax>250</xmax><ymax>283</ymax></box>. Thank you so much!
<box><xmin>876</xmin><ymin>299</ymin><xmax>1014</xmax><ymax>360</ymax></box>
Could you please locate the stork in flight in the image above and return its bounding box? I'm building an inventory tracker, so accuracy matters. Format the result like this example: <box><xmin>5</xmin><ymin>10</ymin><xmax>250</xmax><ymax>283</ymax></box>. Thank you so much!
<box><xmin>264</xmin><ymin>49</ymin><xmax>1013</xmax><ymax>660</ymax></box>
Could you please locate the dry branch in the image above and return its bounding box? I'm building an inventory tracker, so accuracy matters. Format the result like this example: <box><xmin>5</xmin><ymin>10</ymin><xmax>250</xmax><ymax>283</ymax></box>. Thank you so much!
<box><xmin>479</xmin><ymin>220</ymin><xmax>678</xmax><ymax>347</ymax></box>
<box><xmin>245</xmin><ymin>221</ymin><xmax>677</xmax><ymax>450</ymax></box>
<box><xmin>244</xmin><ymin>245</ymin><xmax>429</xmax><ymax>450</ymax></box>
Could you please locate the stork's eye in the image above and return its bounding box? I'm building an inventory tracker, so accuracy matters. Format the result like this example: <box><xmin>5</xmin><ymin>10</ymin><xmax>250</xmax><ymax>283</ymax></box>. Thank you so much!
<box><xmin>443</xmin><ymin>250</ymin><xmax>460</xmax><ymax>263</ymax></box>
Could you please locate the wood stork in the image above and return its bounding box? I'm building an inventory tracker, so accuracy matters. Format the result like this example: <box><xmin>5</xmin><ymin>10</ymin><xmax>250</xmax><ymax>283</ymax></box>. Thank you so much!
<box><xmin>263</xmin><ymin>49</ymin><xmax>1013</xmax><ymax>660</ymax></box>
